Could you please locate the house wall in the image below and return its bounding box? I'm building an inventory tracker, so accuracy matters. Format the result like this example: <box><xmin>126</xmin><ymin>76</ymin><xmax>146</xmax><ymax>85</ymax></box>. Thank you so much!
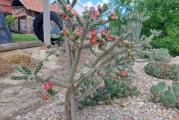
<box><xmin>12</xmin><ymin>8</ymin><xmax>36</xmax><ymax>33</ymax></box>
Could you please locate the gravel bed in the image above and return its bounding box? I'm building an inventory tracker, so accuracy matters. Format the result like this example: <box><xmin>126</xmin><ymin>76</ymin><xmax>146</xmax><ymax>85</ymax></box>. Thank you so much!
<box><xmin>14</xmin><ymin>60</ymin><xmax>179</xmax><ymax>120</ymax></box>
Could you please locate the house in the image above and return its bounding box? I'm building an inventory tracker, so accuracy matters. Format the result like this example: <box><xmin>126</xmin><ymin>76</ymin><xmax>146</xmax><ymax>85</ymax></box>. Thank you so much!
<box><xmin>0</xmin><ymin>0</ymin><xmax>12</xmax><ymax>15</ymax></box>
<box><xmin>0</xmin><ymin>0</ymin><xmax>61</xmax><ymax>33</ymax></box>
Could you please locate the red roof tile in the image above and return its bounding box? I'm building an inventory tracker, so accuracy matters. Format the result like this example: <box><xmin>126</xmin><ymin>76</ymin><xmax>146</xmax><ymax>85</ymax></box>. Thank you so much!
<box><xmin>0</xmin><ymin>0</ymin><xmax>60</xmax><ymax>14</ymax></box>
<box><xmin>0</xmin><ymin>0</ymin><xmax>12</xmax><ymax>14</ymax></box>
<box><xmin>19</xmin><ymin>0</ymin><xmax>59</xmax><ymax>12</ymax></box>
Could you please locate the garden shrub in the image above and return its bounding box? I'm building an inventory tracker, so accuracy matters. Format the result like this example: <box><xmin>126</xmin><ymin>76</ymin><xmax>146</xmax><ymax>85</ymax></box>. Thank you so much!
<box><xmin>152</xmin><ymin>37</ymin><xmax>179</xmax><ymax>57</ymax></box>
<box><xmin>150</xmin><ymin>81</ymin><xmax>179</xmax><ymax>108</ymax></box>
<box><xmin>5</xmin><ymin>15</ymin><xmax>15</xmax><ymax>27</ymax></box>
<box><xmin>144</xmin><ymin>61</ymin><xmax>179</xmax><ymax>80</ymax></box>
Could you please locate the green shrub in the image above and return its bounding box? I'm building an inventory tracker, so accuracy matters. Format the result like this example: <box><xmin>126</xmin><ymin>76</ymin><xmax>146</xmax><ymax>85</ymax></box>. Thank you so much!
<box><xmin>144</xmin><ymin>61</ymin><xmax>179</xmax><ymax>80</ymax></box>
<box><xmin>150</xmin><ymin>81</ymin><xmax>179</xmax><ymax>108</ymax></box>
<box><xmin>6</xmin><ymin>15</ymin><xmax>15</xmax><ymax>27</ymax></box>
<box><xmin>152</xmin><ymin>37</ymin><xmax>179</xmax><ymax>57</ymax></box>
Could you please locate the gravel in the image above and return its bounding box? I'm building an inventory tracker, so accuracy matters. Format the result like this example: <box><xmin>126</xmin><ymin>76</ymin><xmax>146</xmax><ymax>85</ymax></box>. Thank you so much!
<box><xmin>13</xmin><ymin>49</ymin><xmax>179</xmax><ymax>120</ymax></box>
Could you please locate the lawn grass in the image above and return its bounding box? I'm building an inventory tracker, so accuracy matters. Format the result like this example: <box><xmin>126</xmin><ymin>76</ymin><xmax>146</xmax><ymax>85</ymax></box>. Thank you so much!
<box><xmin>12</xmin><ymin>33</ymin><xmax>39</xmax><ymax>42</ymax></box>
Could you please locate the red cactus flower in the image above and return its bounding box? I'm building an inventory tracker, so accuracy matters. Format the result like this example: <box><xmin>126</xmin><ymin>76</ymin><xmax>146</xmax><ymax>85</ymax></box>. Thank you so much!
<box><xmin>121</xmin><ymin>70</ymin><xmax>128</xmax><ymax>77</ymax></box>
<box><xmin>63</xmin><ymin>14</ymin><xmax>70</xmax><ymax>20</ymax></box>
<box><xmin>66</xmin><ymin>4</ymin><xmax>73</xmax><ymax>11</ymax></box>
<box><xmin>90</xmin><ymin>36</ymin><xmax>97</xmax><ymax>45</ymax></box>
<box><xmin>90</xmin><ymin>30</ymin><xmax>97</xmax><ymax>36</ymax></box>
<box><xmin>44</xmin><ymin>81</ymin><xmax>53</xmax><ymax>91</ymax></box>
<box><xmin>107</xmin><ymin>35</ymin><xmax>114</xmax><ymax>41</ymax></box>
<box><xmin>101</xmin><ymin>29</ymin><xmax>108</xmax><ymax>36</ymax></box>
<box><xmin>43</xmin><ymin>95</ymin><xmax>49</xmax><ymax>100</ymax></box>
<box><xmin>75</xmin><ymin>26</ymin><xmax>83</xmax><ymax>37</ymax></box>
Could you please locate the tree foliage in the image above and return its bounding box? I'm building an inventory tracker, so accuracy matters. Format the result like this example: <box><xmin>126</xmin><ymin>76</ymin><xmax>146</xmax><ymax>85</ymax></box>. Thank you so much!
<box><xmin>109</xmin><ymin>0</ymin><xmax>179</xmax><ymax>56</ymax></box>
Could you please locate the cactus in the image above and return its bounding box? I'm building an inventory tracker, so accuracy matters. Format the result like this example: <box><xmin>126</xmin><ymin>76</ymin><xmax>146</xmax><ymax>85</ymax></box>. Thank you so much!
<box><xmin>145</xmin><ymin>61</ymin><xmax>179</xmax><ymax>81</ymax></box>
<box><xmin>78</xmin><ymin>77</ymin><xmax>140</xmax><ymax>109</ymax></box>
<box><xmin>172</xmin><ymin>82</ymin><xmax>179</xmax><ymax>97</ymax></box>
<box><xmin>151</xmin><ymin>48</ymin><xmax>171</xmax><ymax>63</ymax></box>
<box><xmin>159</xmin><ymin>90</ymin><xmax>177</xmax><ymax>107</ymax></box>
<box><xmin>12</xmin><ymin>62</ymin><xmax>43</xmax><ymax>81</ymax></box>
<box><xmin>150</xmin><ymin>81</ymin><xmax>179</xmax><ymax>109</ymax></box>
<box><xmin>150</xmin><ymin>82</ymin><xmax>166</xmax><ymax>101</ymax></box>
<box><xmin>34</xmin><ymin>62</ymin><xmax>43</xmax><ymax>76</ymax></box>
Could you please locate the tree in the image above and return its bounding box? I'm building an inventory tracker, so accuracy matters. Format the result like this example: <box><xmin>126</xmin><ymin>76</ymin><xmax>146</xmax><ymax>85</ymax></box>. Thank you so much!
<box><xmin>109</xmin><ymin>0</ymin><xmax>179</xmax><ymax>56</ymax></box>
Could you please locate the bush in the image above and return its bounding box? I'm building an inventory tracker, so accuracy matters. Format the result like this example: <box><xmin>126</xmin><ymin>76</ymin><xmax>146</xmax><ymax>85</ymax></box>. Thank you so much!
<box><xmin>152</xmin><ymin>37</ymin><xmax>179</xmax><ymax>57</ymax></box>
<box><xmin>6</xmin><ymin>15</ymin><xmax>15</xmax><ymax>27</ymax></box>
<box><xmin>144</xmin><ymin>61</ymin><xmax>179</xmax><ymax>80</ymax></box>
<box><xmin>150</xmin><ymin>81</ymin><xmax>179</xmax><ymax>108</ymax></box>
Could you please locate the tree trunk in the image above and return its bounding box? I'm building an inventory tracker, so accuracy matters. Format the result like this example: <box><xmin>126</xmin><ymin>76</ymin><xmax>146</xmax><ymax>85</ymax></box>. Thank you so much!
<box><xmin>65</xmin><ymin>88</ymin><xmax>71</xmax><ymax>120</ymax></box>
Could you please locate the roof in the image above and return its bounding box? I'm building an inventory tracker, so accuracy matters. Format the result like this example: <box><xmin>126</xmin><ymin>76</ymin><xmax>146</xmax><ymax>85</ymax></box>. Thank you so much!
<box><xmin>0</xmin><ymin>0</ymin><xmax>12</xmax><ymax>14</ymax></box>
<box><xmin>0</xmin><ymin>0</ymin><xmax>60</xmax><ymax>14</ymax></box>
<box><xmin>18</xmin><ymin>0</ymin><xmax>59</xmax><ymax>12</ymax></box>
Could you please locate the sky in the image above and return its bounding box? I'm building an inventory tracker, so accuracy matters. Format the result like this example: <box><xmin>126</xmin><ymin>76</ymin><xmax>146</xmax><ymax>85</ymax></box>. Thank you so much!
<box><xmin>51</xmin><ymin>0</ymin><xmax>108</xmax><ymax>9</ymax></box>
<box><xmin>51</xmin><ymin>0</ymin><xmax>108</xmax><ymax>15</ymax></box>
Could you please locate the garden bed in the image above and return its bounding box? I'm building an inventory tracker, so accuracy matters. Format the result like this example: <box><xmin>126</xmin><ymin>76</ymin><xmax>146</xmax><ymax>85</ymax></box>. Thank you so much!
<box><xmin>0</xmin><ymin>47</ymin><xmax>178</xmax><ymax>120</ymax></box>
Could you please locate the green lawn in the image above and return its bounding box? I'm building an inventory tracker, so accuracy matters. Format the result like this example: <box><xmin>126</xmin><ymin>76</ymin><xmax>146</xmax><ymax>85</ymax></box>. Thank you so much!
<box><xmin>12</xmin><ymin>33</ymin><xmax>39</xmax><ymax>42</ymax></box>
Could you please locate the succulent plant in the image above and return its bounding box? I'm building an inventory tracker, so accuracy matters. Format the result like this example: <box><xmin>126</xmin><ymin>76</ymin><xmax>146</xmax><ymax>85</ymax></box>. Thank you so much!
<box><xmin>11</xmin><ymin>62</ymin><xmax>43</xmax><ymax>81</ymax></box>
<box><xmin>150</xmin><ymin>81</ymin><xmax>179</xmax><ymax>108</ymax></box>
<box><xmin>151</xmin><ymin>48</ymin><xmax>171</xmax><ymax>63</ymax></box>
<box><xmin>145</xmin><ymin>61</ymin><xmax>179</xmax><ymax>81</ymax></box>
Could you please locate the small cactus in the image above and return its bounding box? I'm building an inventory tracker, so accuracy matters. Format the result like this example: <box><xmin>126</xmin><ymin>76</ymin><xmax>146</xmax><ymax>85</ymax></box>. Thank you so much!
<box><xmin>150</xmin><ymin>82</ymin><xmax>166</xmax><ymax>101</ymax></box>
<box><xmin>12</xmin><ymin>62</ymin><xmax>43</xmax><ymax>81</ymax></box>
<box><xmin>145</xmin><ymin>61</ymin><xmax>179</xmax><ymax>81</ymax></box>
<box><xmin>159</xmin><ymin>90</ymin><xmax>177</xmax><ymax>107</ymax></box>
<box><xmin>150</xmin><ymin>81</ymin><xmax>179</xmax><ymax>109</ymax></box>
<box><xmin>172</xmin><ymin>82</ymin><xmax>179</xmax><ymax>97</ymax></box>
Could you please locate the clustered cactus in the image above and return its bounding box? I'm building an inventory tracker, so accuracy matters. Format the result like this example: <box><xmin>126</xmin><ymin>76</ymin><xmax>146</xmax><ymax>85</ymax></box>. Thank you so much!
<box><xmin>145</xmin><ymin>61</ymin><xmax>179</xmax><ymax>80</ymax></box>
<box><xmin>150</xmin><ymin>81</ymin><xmax>179</xmax><ymax>108</ymax></box>
<box><xmin>78</xmin><ymin>75</ymin><xmax>140</xmax><ymax>109</ymax></box>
